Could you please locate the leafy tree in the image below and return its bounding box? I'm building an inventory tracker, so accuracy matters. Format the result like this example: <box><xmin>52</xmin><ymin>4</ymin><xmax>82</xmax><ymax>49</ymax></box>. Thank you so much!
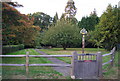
<box><xmin>11</xmin><ymin>24</ymin><xmax>40</xmax><ymax>47</ymax></box>
<box><xmin>78</xmin><ymin>10</ymin><xmax>99</xmax><ymax>31</ymax></box>
<box><xmin>29</xmin><ymin>12</ymin><xmax>53</xmax><ymax>31</ymax></box>
<box><xmin>2</xmin><ymin>2</ymin><xmax>24</xmax><ymax>45</ymax></box>
<box><xmin>42</xmin><ymin>19</ymin><xmax>81</xmax><ymax>50</ymax></box>
<box><xmin>2</xmin><ymin>2</ymin><xmax>41</xmax><ymax>47</ymax></box>
<box><xmin>90</xmin><ymin>4</ymin><xmax>120</xmax><ymax>50</ymax></box>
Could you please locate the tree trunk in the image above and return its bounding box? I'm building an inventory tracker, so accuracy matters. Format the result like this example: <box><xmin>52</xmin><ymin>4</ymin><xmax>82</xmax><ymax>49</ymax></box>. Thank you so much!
<box><xmin>63</xmin><ymin>47</ymin><xmax>66</xmax><ymax>50</ymax></box>
<box><xmin>62</xmin><ymin>45</ymin><xmax>66</xmax><ymax>50</ymax></box>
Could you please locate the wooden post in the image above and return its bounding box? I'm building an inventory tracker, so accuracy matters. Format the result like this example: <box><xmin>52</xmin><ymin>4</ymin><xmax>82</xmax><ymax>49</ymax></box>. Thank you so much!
<box><xmin>111</xmin><ymin>48</ymin><xmax>113</xmax><ymax>67</ymax></box>
<box><xmin>111</xmin><ymin>47</ymin><xmax>115</xmax><ymax>67</ymax></box>
<box><xmin>97</xmin><ymin>52</ymin><xmax>103</xmax><ymax>78</ymax></box>
<box><xmin>82</xmin><ymin>34</ymin><xmax>85</xmax><ymax>53</ymax></box>
<box><xmin>71</xmin><ymin>51</ymin><xmax>78</xmax><ymax>79</ymax></box>
<box><xmin>26</xmin><ymin>52</ymin><xmax>29</xmax><ymax>78</ymax></box>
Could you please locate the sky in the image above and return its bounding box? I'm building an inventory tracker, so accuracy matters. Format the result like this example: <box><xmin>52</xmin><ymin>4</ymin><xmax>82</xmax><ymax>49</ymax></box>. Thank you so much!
<box><xmin>12</xmin><ymin>0</ymin><xmax>119</xmax><ymax>21</ymax></box>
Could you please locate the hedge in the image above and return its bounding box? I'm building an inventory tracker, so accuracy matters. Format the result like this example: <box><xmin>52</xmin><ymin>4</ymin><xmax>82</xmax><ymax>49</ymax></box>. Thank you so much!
<box><xmin>2</xmin><ymin>44</ymin><xmax>24</xmax><ymax>54</ymax></box>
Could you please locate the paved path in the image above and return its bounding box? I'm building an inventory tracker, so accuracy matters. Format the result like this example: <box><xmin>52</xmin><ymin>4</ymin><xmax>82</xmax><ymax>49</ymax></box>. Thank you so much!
<box><xmin>35</xmin><ymin>49</ymin><xmax>71</xmax><ymax>76</ymax></box>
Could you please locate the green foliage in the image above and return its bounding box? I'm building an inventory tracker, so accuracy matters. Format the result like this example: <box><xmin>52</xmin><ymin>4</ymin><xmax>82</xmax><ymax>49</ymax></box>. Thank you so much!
<box><xmin>42</xmin><ymin>19</ymin><xmax>81</xmax><ymax>50</ymax></box>
<box><xmin>60</xmin><ymin>13</ymin><xmax>66</xmax><ymax>20</ymax></box>
<box><xmin>52</xmin><ymin>12</ymin><xmax>59</xmax><ymax>25</ymax></box>
<box><xmin>78</xmin><ymin>10</ymin><xmax>99</xmax><ymax>48</ymax></box>
<box><xmin>2</xmin><ymin>44</ymin><xmax>24</xmax><ymax>54</ymax></box>
<box><xmin>88</xmin><ymin>30</ymin><xmax>102</xmax><ymax>49</ymax></box>
<box><xmin>90</xmin><ymin>4</ymin><xmax>120</xmax><ymax>50</ymax></box>
<box><xmin>29</xmin><ymin>12</ymin><xmax>53</xmax><ymax>31</ymax></box>
<box><xmin>78</xmin><ymin>12</ymin><xmax>99</xmax><ymax>31</ymax></box>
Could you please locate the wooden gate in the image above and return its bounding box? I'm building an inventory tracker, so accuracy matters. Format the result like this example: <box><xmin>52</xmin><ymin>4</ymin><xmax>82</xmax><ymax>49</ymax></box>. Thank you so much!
<box><xmin>71</xmin><ymin>51</ymin><xmax>102</xmax><ymax>79</ymax></box>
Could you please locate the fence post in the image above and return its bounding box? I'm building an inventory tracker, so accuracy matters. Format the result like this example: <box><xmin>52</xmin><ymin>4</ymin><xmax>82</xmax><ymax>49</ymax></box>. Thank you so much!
<box><xmin>71</xmin><ymin>51</ymin><xmax>78</xmax><ymax>79</ymax></box>
<box><xmin>26</xmin><ymin>52</ymin><xmax>29</xmax><ymax>78</ymax></box>
<box><xmin>111</xmin><ymin>53</ymin><xmax>114</xmax><ymax>67</ymax></box>
<box><xmin>111</xmin><ymin>47</ymin><xmax>116</xmax><ymax>67</ymax></box>
<box><xmin>97</xmin><ymin>52</ymin><xmax>103</xmax><ymax>78</ymax></box>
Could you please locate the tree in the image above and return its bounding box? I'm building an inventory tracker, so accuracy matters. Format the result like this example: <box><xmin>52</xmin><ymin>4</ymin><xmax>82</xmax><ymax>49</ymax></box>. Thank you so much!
<box><xmin>90</xmin><ymin>4</ymin><xmax>120</xmax><ymax>50</ymax></box>
<box><xmin>64</xmin><ymin>0</ymin><xmax>77</xmax><ymax>18</ymax></box>
<box><xmin>29</xmin><ymin>12</ymin><xmax>53</xmax><ymax>31</ymax></box>
<box><xmin>41</xmin><ymin>19</ymin><xmax>81</xmax><ymax>50</ymax></box>
<box><xmin>78</xmin><ymin>9</ymin><xmax>99</xmax><ymax>31</ymax></box>
<box><xmin>60</xmin><ymin>13</ymin><xmax>66</xmax><ymax>20</ymax></box>
<box><xmin>6</xmin><ymin>2</ymin><xmax>23</xmax><ymax>7</ymax></box>
<box><xmin>52</xmin><ymin>12</ymin><xmax>59</xmax><ymax>25</ymax></box>
<box><xmin>2</xmin><ymin>2</ymin><xmax>41</xmax><ymax>47</ymax></box>
<box><xmin>2</xmin><ymin>2</ymin><xmax>24</xmax><ymax>45</ymax></box>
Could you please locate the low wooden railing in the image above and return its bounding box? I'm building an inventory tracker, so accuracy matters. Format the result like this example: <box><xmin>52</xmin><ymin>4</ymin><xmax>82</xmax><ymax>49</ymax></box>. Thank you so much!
<box><xmin>0</xmin><ymin>54</ymin><xmax>72</xmax><ymax>67</ymax></box>
<box><xmin>102</xmin><ymin>47</ymin><xmax>116</xmax><ymax>66</ymax></box>
<box><xmin>0</xmin><ymin>52</ymin><xmax>72</xmax><ymax>77</ymax></box>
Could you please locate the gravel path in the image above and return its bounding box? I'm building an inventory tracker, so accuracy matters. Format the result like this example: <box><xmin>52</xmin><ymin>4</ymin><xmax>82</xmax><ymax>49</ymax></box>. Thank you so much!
<box><xmin>35</xmin><ymin>49</ymin><xmax>71</xmax><ymax>77</ymax></box>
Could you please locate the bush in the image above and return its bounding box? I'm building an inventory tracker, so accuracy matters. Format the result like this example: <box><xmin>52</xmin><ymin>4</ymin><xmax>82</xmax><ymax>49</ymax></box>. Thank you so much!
<box><xmin>2</xmin><ymin>44</ymin><xmax>24</xmax><ymax>54</ymax></box>
<box><xmin>41</xmin><ymin>19</ymin><xmax>81</xmax><ymax>50</ymax></box>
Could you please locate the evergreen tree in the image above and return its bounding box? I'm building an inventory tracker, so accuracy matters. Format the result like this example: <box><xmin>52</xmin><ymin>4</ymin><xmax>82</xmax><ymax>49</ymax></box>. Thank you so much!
<box><xmin>60</xmin><ymin>13</ymin><xmax>66</xmax><ymax>20</ymax></box>
<box><xmin>53</xmin><ymin>12</ymin><xmax>59</xmax><ymax>25</ymax></box>
<box><xmin>90</xmin><ymin>4</ymin><xmax>120</xmax><ymax>50</ymax></box>
<box><xmin>65</xmin><ymin>0</ymin><xmax>77</xmax><ymax>18</ymax></box>
<box><xmin>60</xmin><ymin>0</ymin><xmax>78</xmax><ymax>25</ymax></box>
<box><xmin>78</xmin><ymin>9</ymin><xmax>99</xmax><ymax>31</ymax></box>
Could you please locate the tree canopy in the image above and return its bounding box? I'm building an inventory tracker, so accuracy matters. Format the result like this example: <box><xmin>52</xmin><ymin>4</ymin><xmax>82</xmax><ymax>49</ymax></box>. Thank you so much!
<box><xmin>89</xmin><ymin>4</ymin><xmax>120</xmax><ymax>50</ymax></box>
<box><xmin>52</xmin><ymin>12</ymin><xmax>59</xmax><ymax>25</ymax></box>
<box><xmin>28</xmin><ymin>12</ymin><xmax>53</xmax><ymax>31</ymax></box>
<box><xmin>41</xmin><ymin>19</ymin><xmax>81</xmax><ymax>50</ymax></box>
<box><xmin>78</xmin><ymin>10</ymin><xmax>99</xmax><ymax>31</ymax></box>
<box><xmin>2</xmin><ymin>2</ymin><xmax>40</xmax><ymax>47</ymax></box>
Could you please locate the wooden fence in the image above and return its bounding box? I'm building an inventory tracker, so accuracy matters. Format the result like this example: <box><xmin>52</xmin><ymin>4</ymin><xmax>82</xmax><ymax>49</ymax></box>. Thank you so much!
<box><xmin>0</xmin><ymin>52</ymin><xmax>72</xmax><ymax>77</ymax></box>
<box><xmin>102</xmin><ymin>47</ymin><xmax>116</xmax><ymax>66</ymax></box>
<box><xmin>0</xmin><ymin>47</ymin><xmax>116</xmax><ymax>79</ymax></box>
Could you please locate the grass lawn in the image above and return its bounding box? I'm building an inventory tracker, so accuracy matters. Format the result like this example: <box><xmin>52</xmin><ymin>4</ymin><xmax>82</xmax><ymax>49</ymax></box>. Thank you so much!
<box><xmin>40</xmin><ymin>48</ymin><xmax>119</xmax><ymax>79</ymax></box>
<box><xmin>40</xmin><ymin>48</ymin><xmax>107</xmax><ymax>64</ymax></box>
<box><xmin>2</xmin><ymin>49</ymin><xmax>68</xmax><ymax>79</ymax></box>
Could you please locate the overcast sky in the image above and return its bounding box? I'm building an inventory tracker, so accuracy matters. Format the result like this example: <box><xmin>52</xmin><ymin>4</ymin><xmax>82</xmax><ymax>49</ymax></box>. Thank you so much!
<box><xmin>12</xmin><ymin>0</ymin><xmax>119</xmax><ymax>20</ymax></box>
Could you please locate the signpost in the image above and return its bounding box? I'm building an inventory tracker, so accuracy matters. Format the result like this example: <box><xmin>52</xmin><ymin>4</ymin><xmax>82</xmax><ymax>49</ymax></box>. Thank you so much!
<box><xmin>80</xmin><ymin>28</ymin><xmax>87</xmax><ymax>53</ymax></box>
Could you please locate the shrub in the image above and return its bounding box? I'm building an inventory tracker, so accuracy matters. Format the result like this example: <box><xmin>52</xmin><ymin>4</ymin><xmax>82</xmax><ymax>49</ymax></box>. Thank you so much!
<box><xmin>2</xmin><ymin>44</ymin><xmax>24</xmax><ymax>54</ymax></box>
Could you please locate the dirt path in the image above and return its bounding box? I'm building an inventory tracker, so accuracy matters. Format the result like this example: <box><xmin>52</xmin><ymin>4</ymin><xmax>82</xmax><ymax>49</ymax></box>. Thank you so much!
<box><xmin>35</xmin><ymin>49</ymin><xmax>71</xmax><ymax>77</ymax></box>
